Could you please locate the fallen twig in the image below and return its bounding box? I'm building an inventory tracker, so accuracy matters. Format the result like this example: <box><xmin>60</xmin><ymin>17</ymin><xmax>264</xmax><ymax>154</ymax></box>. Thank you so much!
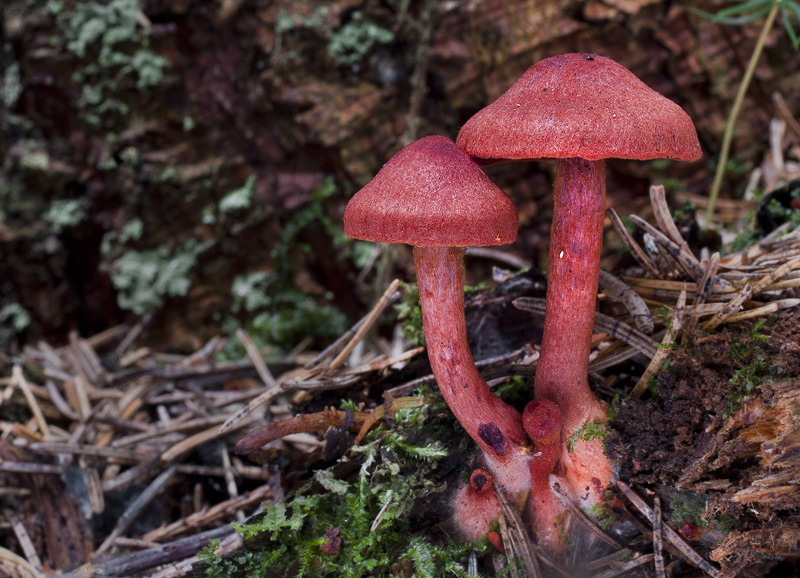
<box><xmin>617</xmin><ymin>481</ymin><xmax>719</xmax><ymax>577</ymax></box>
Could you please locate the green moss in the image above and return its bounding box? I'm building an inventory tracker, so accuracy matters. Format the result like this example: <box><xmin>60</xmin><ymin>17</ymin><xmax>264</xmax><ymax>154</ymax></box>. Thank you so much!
<box><xmin>198</xmin><ymin>405</ymin><xmax>480</xmax><ymax>577</ymax></box>
<box><xmin>215</xmin><ymin>177</ymin><xmax>350</xmax><ymax>355</ymax></box>
<box><xmin>494</xmin><ymin>375</ymin><xmax>533</xmax><ymax>410</ymax></box>
<box><xmin>271</xmin><ymin>177</ymin><xmax>345</xmax><ymax>282</ymax></box>
<box><xmin>220</xmin><ymin>272</ymin><xmax>348</xmax><ymax>357</ymax></box>
<box><xmin>670</xmin><ymin>199</ymin><xmax>697</xmax><ymax>222</ymax></box>
<box><xmin>198</xmin><ymin>539</ymin><xmax>279</xmax><ymax>578</ymax></box>
<box><xmin>588</xmin><ymin>502</ymin><xmax>616</xmax><ymax>530</ymax></box>
<box><xmin>670</xmin><ymin>494</ymin><xmax>706</xmax><ymax>526</ymax></box>
<box><xmin>464</xmin><ymin>281</ymin><xmax>491</xmax><ymax>293</ymax></box>
<box><xmin>655</xmin><ymin>306</ymin><xmax>671</xmax><ymax>326</ymax></box>
<box><xmin>725</xmin><ymin>187</ymin><xmax>800</xmax><ymax>254</ymax></box>
<box><xmin>394</xmin><ymin>283</ymin><xmax>424</xmax><ymax>348</ymax></box>
<box><xmin>724</xmin><ymin>320</ymin><xmax>778</xmax><ymax>417</ymax></box>
<box><xmin>566</xmin><ymin>420</ymin><xmax>609</xmax><ymax>453</ymax></box>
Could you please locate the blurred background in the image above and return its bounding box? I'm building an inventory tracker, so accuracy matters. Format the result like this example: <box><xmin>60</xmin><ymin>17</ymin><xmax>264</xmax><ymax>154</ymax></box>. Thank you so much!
<box><xmin>2</xmin><ymin>0</ymin><xmax>799</xmax><ymax>355</ymax></box>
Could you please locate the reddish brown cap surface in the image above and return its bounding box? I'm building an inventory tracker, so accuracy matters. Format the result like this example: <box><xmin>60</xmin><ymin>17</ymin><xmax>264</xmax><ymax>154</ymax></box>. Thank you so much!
<box><xmin>343</xmin><ymin>135</ymin><xmax>518</xmax><ymax>246</ymax></box>
<box><xmin>457</xmin><ymin>53</ymin><xmax>702</xmax><ymax>163</ymax></box>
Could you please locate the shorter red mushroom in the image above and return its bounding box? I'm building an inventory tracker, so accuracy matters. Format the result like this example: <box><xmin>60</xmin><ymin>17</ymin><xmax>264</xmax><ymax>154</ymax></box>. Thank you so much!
<box><xmin>343</xmin><ymin>136</ymin><xmax>531</xmax><ymax>495</ymax></box>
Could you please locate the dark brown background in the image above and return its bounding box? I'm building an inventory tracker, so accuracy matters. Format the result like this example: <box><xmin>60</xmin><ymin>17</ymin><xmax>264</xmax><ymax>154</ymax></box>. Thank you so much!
<box><xmin>2</xmin><ymin>0</ymin><xmax>798</xmax><ymax>349</ymax></box>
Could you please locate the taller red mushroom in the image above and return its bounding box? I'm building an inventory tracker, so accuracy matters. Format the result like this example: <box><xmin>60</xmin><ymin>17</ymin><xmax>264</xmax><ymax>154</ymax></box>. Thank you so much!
<box><xmin>457</xmin><ymin>53</ymin><xmax>701</xmax><ymax>508</ymax></box>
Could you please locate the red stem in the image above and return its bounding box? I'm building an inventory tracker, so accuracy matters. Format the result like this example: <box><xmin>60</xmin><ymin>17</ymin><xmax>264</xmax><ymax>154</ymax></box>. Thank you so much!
<box><xmin>414</xmin><ymin>246</ymin><xmax>527</xmax><ymax>461</ymax></box>
<box><xmin>524</xmin><ymin>399</ymin><xmax>566</xmax><ymax>553</ymax></box>
<box><xmin>534</xmin><ymin>158</ymin><xmax>606</xmax><ymax>434</ymax></box>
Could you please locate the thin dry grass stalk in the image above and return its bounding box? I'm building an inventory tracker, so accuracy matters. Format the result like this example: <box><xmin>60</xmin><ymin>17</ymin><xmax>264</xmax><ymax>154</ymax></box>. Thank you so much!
<box><xmin>0</xmin><ymin>275</ymin><xmax>425</xmax><ymax>573</ymax></box>
<box><xmin>617</xmin><ymin>481</ymin><xmax>719</xmax><ymax>577</ymax></box>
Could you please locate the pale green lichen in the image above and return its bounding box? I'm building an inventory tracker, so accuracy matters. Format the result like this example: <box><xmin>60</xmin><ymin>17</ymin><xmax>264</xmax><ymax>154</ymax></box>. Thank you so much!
<box><xmin>44</xmin><ymin>199</ymin><xmax>89</xmax><ymax>232</ymax></box>
<box><xmin>3</xmin><ymin>62</ymin><xmax>22</xmax><ymax>108</ymax></box>
<box><xmin>0</xmin><ymin>303</ymin><xmax>32</xmax><ymax>333</ymax></box>
<box><xmin>109</xmin><ymin>239</ymin><xmax>211</xmax><ymax>314</ymax></box>
<box><xmin>218</xmin><ymin>176</ymin><xmax>254</xmax><ymax>214</ymax></box>
<box><xmin>327</xmin><ymin>11</ymin><xmax>394</xmax><ymax>66</ymax></box>
<box><xmin>55</xmin><ymin>0</ymin><xmax>170</xmax><ymax>126</ymax></box>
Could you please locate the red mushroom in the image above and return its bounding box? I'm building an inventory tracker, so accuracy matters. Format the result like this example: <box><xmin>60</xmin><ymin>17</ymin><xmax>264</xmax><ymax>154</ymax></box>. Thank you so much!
<box><xmin>343</xmin><ymin>135</ymin><xmax>531</xmax><ymax>495</ymax></box>
<box><xmin>457</xmin><ymin>54</ymin><xmax>701</xmax><ymax>509</ymax></box>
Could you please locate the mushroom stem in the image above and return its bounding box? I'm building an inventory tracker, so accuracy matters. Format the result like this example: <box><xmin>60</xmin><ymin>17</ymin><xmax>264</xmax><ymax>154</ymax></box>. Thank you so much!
<box><xmin>535</xmin><ymin>158</ymin><xmax>606</xmax><ymax>432</ymax></box>
<box><xmin>534</xmin><ymin>158</ymin><xmax>611</xmax><ymax>503</ymax></box>
<box><xmin>523</xmin><ymin>399</ymin><xmax>566</xmax><ymax>553</ymax></box>
<box><xmin>414</xmin><ymin>246</ymin><xmax>528</xmax><ymax>461</ymax></box>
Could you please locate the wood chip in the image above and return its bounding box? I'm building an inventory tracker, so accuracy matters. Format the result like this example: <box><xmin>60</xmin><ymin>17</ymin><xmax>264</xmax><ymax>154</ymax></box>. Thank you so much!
<box><xmin>599</xmin><ymin>270</ymin><xmax>654</xmax><ymax>334</ymax></box>
<box><xmin>654</xmin><ymin>496</ymin><xmax>665</xmax><ymax>578</ymax></box>
<box><xmin>0</xmin><ymin>546</ymin><xmax>46</xmax><ymax>578</ymax></box>
<box><xmin>11</xmin><ymin>366</ymin><xmax>50</xmax><ymax>439</ymax></box>
<box><xmin>3</xmin><ymin>509</ymin><xmax>42</xmax><ymax>572</ymax></box>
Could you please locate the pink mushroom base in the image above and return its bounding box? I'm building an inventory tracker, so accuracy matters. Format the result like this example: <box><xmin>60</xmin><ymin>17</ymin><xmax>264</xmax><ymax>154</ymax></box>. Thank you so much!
<box><xmin>450</xmin><ymin>469</ymin><xmax>503</xmax><ymax>543</ymax></box>
<box><xmin>534</xmin><ymin>158</ymin><xmax>613</xmax><ymax>507</ymax></box>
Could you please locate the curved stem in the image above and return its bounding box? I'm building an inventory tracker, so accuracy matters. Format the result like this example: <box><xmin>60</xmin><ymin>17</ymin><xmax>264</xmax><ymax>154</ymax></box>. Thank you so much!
<box><xmin>534</xmin><ymin>158</ymin><xmax>606</xmax><ymax>434</ymax></box>
<box><xmin>414</xmin><ymin>246</ymin><xmax>527</xmax><ymax>460</ymax></box>
<box><xmin>705</xmin><ymin>1</ymin><xmax>779</xmax><ymax>229</ymax></box>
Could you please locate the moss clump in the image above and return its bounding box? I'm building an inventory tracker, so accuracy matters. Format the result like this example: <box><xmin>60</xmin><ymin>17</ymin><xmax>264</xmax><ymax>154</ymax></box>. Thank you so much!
<box><xmin>106</xmin><ymin>240</ymin><xmax>211</xmax><ymax>314</ymax></box>
<box><xmin>724</xmin><ymin>319</ymin><xmax>778</xmax><ymax>417</ymax></box>
<box><xmin>219</xmin><ymin>270</ymin><xmax>348</xmax><ymax>357</ymax></box>
<box><xmin>327</xmin><ymin>11</ymin><xmax>394</xmax><ymax>66</ymax></box>
<box><xmin>197</xmin><ymin>403</ymin><xmax>484</xmax><ymax>577</ymax></box>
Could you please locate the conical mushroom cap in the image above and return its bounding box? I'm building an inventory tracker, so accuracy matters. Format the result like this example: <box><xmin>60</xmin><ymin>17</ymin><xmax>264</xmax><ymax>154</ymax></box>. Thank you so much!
<box><xmin>343</xmin><ymin>135</ymin><xmax>518</xmax><ymax>247</ymax></box>
<box><xmin>457</xmin><ymin>53</ymin><xmax>702</xmax><ymax>163</ymax></box>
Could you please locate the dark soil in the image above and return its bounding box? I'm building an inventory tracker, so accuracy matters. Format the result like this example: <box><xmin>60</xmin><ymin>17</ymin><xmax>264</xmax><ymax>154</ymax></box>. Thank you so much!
<box><xmin>607</xmin><ymin>311</ymin><xmax>800</xmax><ymax>576</ymax></box>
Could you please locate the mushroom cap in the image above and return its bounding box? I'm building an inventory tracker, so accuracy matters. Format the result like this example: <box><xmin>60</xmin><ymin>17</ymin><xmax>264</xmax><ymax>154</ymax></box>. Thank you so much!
<box><xmin>343</xmin><ymin>135</ymin><xmax>518</xmax><ymax>246</ymax></box>
<box><xmin>456</xmin><ymin>53</ymin><xmax>702</xmax><ymax>163</ymax></box>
